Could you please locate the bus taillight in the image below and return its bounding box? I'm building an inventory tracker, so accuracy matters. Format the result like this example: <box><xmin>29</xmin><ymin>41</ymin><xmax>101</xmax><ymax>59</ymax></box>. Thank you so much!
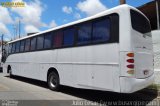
<box><xmin>127</xmin><ymin>70</ymin><xmax>134</xmax><ymax>74</ymax></box>
<box><xmin>127</xmin><ymin>64</ymin><xmax>134</xmax><ymax>69</ymax></box>
<box><xmin>127</xmin><ymin>59</ymin><xmax>134</xmax><ymax>63</ymax></box>
<box><xmin>127</xmin><ymin>53</ymin><xmax>134</xmax><ymax>57</ymax></box>
<box><xmin>126</xmin><ymin>52</ymin><xmax>134</xmax><ymax>75</ymax></box>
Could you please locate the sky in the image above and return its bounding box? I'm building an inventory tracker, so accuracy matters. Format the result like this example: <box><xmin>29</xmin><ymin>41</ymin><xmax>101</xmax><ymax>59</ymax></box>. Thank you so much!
<box><xmin>0</xmin><ymin>0</ymin><xmax>153</xmax><ymax>41</ymax></box>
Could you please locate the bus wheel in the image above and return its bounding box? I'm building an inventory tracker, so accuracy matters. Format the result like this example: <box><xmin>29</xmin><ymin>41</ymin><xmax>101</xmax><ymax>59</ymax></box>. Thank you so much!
<box><xmin>47</xmin><ymin>72</ymin><xmax>60</xmax><ymax>91</ymax></box>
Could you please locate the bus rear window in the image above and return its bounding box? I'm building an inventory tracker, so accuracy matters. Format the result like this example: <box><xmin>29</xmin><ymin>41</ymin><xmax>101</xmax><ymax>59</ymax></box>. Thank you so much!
<box><xmin>130</xmin><ymin>10</ymin><xmax>151</xmax><ymax>34</ymax></box>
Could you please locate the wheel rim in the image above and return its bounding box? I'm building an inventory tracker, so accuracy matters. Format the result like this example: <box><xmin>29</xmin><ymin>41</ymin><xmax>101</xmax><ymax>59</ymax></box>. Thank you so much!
<box><xmin>49</xmin><ymin>75</ymin><xmax>58</xmax><ymax>88</ymax></box>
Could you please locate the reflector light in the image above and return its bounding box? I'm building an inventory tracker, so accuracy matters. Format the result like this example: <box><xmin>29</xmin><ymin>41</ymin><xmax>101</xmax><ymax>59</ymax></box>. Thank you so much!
<box><xmin>127</xmin><ymin>59</ymin><xmax>134</xmax><ymax>63</ymax></box>
<box><xmin>127</xmin><ymin>64</ymin><xmax>134</xmax><ymax>69</ymax></box>
<box><xmin>127</xmin><ymin>53</ymin><xmax>134</xmax><ymax>57</ymax></box>
<box><xmin>127</xmin><ymin>70</ymin><xmax>134</xmax><ymax>74</ymax></box>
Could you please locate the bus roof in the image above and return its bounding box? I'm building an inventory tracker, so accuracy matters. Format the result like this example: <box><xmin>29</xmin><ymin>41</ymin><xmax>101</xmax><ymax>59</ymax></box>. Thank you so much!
<box><xmin>8</xmin><ymin>4</ymin><xmax>143</xmax><ymax>44</ymax></box>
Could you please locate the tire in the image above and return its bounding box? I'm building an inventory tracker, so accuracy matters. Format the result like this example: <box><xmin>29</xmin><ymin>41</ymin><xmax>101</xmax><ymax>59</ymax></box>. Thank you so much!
<box><xmin>47</xmin><ymin>72</ymin><xmax>60</xmax><ymax>91</ymax></box>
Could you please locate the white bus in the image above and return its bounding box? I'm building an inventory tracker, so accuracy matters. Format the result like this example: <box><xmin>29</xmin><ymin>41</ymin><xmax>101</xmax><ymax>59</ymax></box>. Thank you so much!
<box><xmin>3</xmin><ymin>5</ymin><xmax>154</xmax><ymax>93</ymax></box>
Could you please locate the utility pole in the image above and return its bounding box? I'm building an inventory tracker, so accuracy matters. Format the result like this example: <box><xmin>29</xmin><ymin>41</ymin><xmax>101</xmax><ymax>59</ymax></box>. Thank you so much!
<box><xmin>15</xmin><ymin>24</ymin><xmax>18</xmax><ymax>39</ymax></box>
<box><xmin>19</xmin><ymin>19</ymin><xmax>21</xmax><ymax>38</ymax></box>
<box><xmin>120</xmin><ymin>0</ymin><xmax>126</xmax><ymax>5</ymax></box>
<box><xmin>13</xmin><ymin>24</ymin><xmax>16</xmax><ymax>40</ymax></box>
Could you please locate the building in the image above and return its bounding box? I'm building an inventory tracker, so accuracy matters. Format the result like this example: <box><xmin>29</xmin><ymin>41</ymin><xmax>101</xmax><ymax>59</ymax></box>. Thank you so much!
<box><xmin>138</xmin><ymin>0</ymin><xmax>160</xmax><ymax>30</ymax></box>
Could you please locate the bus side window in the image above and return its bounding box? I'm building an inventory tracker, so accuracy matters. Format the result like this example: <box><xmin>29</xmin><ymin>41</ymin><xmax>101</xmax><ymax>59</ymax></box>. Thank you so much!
<box><xmin>15</xmin><ymin>41</ymin><xmax>20</xmax><ymax>53</ymax></box>
<box><xmin>92</xmin><ymin>18</ymin><xmax>111</xmax><ymax>43</ymax></box>
<box><xmin>25</xmin><ymin>39</ymin><xmax>31</xmax><ymax>52</ymax></box>
<box><xmin>77</xmin><ymin>22</ymin><xmax>92</xmax><ymax>45</ymax></box>
<box><xmin>30</xmin><ymin>37</ymin><xmax>37</xmax><ymax>51</ymax></box>
<box><xmin>37</xmin><ymin>35</ymin><xmax>44</xmax><ymax>50</ymax></box>
<box><xmin>20</xmin><ymin>40</ymin><xmax>25</xmax><ymax>52</ymax></box>
<box><xmin>53</xmin><ymin>31</ymin><xmax>63</xmax><ymax>48</ymax></box>
<box><xmin>44</xmin><ymin>33</ymin><xmax>52</xmax><ymax>49</ymax></box>
<box><xmin>63</xmin><ymin>27</ymin><xmax>75</xmax><ymax>46</ymax></box>
<box><xmin>110</xmin><ymin>14</ymin><xmax>119</xmax><ymax>43</ymax></box>
<box><xmin>11</xmin><ymin>43</ymin><xmax>16</xmax><ymax>53</ymax></box>
<box><xmin>8</xmin><ymin>44</ymin><xmax>12</xmax><ymax>54</ymax></box>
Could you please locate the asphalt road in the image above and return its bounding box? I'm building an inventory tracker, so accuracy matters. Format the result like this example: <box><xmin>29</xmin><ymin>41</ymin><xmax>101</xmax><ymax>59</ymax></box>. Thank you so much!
<box><xmin>0</xmin><ymin>73</ymin><xmax>158</xmax><ymax>106</ymax></box>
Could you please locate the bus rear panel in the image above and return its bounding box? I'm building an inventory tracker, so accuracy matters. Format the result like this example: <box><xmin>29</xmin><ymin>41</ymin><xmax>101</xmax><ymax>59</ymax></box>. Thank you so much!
<box><xmin>120</xmin><ymin>9</ymin><xmax>154</xmax><ymax>93</ymax></box>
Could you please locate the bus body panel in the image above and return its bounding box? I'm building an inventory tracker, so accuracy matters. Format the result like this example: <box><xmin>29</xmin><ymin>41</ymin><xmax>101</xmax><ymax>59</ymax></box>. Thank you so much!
<box><xmin>119</xmin><ymin>7</ymin><xmax>132</xmax><ymax>52</ymax></box>
<box><xmin>4</xmin><ymin>43</ymin><xmax>120</xmax><ymax>92</ymax></box>
<box><xmin>134</xmin><ymin>53</ymin><xmax>153</xmax><ymax>78</ymax></box>
<box><xmin>5</xmin><ymin>50</ymin><xmax>58</xmax><ymax>81</ymax></box>
<box><xmin>70</xmin><ymin>44</ymin><xmax>120</xmax><ymax>91</ymax></box>
<box><xmin>118</xmin><ymin>7</ymin><xmax>134</xmax><ymax>77</ymax></box>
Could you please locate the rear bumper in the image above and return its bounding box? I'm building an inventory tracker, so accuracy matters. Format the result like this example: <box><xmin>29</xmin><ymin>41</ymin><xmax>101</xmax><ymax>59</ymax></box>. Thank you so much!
<box><xmin>120</xmin><ymin>74</ymin><xmax>154</xmax><ymax>93</ymax></box>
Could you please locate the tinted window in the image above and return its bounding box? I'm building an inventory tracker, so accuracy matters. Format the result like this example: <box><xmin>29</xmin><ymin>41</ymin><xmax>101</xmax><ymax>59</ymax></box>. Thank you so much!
<box><xmin>11</xmin><ymin>43</ymin><xmax>16</xmax><ymax>53</ymax></box>
<box><xmin>130</xmin><ymin>10</ymin><xmax>151</xmax><ymax>34</ymax></box>
<box><xmin>8</xmin><ymin>44</ymin><xmax>12</xmax><ymax>54</ymax></box>
<box><xmin>20</xmin><ymin>40</ymin><xmax>25</xmax><ymax>52</ymax></box>
<box><xmin>30</xmin><ymin>37</ymin><xmax>37</xmax><ymax>50</ymax></box>
<box><xmin>63</xmin><ymin>27</ymin><xmax>75</xmax><ymax>46</ymax></box>
<box><xmin>37</xmin><ymin>35</ymin><xmax>44</xmax><ymax>50</ymax></box>
<box><xmin>53</xmin><ymin>31</ymin><xmax>63</xmax><ymax>48</ymax></box>
<box><xmin>15</xmin><ymin>41</ymin><xmax>20</xmax><ymax>52</ymax></box>
<box><xmin>92</xmin><ymin>18</ymin><xmax>110</xmax><ymax>42</ymax></box>
<box><xmin>110</xmin><ymin>14</ymin><xmax>119</xmax><ymax>43</ymax></box>
<box><xmin>25</xmin><ymin>39</ymin><xmax>30</xmax><ymax>51</ymax></box>
<box><xmin>77</xmin><ymin>22</ymin><xmax>92</xmax><ymax>45</ymax></box>
<box><xmin>44</xmin><ymin>33</ymin><xmax>52</xmax><ymax>49</ymax></box>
